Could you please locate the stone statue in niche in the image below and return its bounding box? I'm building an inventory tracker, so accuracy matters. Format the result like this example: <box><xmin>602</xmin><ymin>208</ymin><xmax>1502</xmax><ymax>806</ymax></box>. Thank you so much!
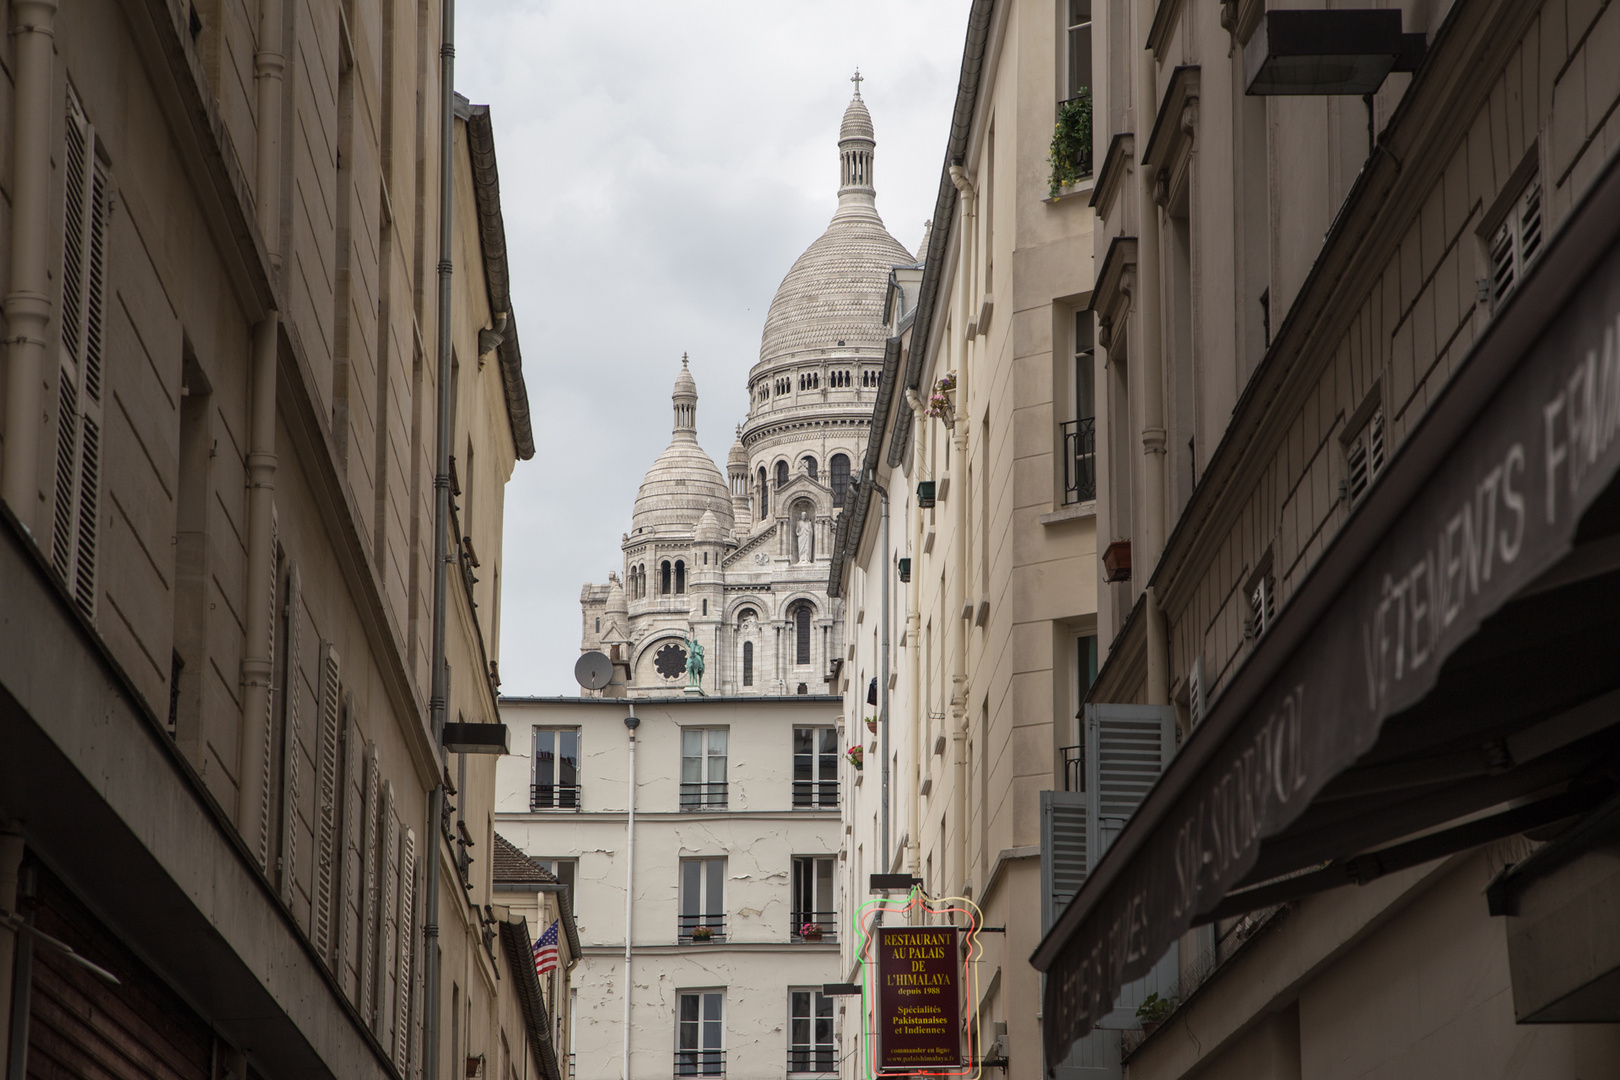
<box><xmin>795</xmin><ymin>510</ymin><xmax>814</xmax><ymax>565</ymax></box>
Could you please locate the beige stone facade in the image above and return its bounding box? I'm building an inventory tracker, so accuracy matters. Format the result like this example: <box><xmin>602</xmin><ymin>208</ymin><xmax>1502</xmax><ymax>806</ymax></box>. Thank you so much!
<box><xmin>0</xmin><ymin>2</ymin><xmax>548</xmax><ymax>1079</ymax></box>
<box><xmin>1030</xmin><ymin>0</ymin><xmax>1620</xmax><ymax>1076</ymax></box>
<box><xmin>827</xmin><ymin>2</ymin><xmax>1099</xmax><ymax>1078</ymax></box>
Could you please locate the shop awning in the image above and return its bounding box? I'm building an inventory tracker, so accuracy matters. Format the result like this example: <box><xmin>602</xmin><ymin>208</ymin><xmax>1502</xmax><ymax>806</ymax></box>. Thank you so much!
<box><xmin>1032</xmin><ymin>148</ymin><xmax>1620</xmax><ymax>1065</ymax></box>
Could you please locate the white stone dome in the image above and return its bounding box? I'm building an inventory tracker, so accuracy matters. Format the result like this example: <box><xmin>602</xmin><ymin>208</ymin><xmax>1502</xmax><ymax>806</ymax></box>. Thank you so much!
<box><xmin>630</xmin><ymin>360</ymin><xmax>734</xmax><ymax>535</ymax></box>
<box><xmin>757</xmin><ymin>85</ymin><xmax>913</xmax><ymax>367</ymax></box>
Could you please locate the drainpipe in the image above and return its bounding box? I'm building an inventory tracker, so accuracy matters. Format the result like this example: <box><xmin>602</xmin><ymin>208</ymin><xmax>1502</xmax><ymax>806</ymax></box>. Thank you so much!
<box><xmin>621</xmin><ymin>706</ymin><xmax>639</xmax><ymax>1080</ymax></box>
<box><xmin>1</xmin><ymin>0</ymin><xmax>59</xmax><ymax>532</ymax></box>
<box><xmin>904</xmin><ymin>391</ymin><xmax>925</xmax><ymax>879</ymax></box>
<box><xmin>1135</xmin><ymin>0</ymin><xmax>1171</xmax><ymax>706</ymax></box>
<box><xmin>868</xmin><ymin>475</ymin><xmax>891</xmax><ymax>871</ymax></box>
<box><xmin>1136</xmin><ymin>0</ymin><xmax>1168</xmax><ymax>577</ymax></box>
<box><xmin>423</xmin><ymin>2</ymin><xmax>456</xmax><ymax>1079</ymax></box>
<box><xmin>238</xmin><ymin>0</ymin><xmax>286</xmax><ymax>839</ymax></box>
<box><xmin>3</xmin><ymin>865</ymin><xmax>32</xmax><ymax>1080</ymax></box>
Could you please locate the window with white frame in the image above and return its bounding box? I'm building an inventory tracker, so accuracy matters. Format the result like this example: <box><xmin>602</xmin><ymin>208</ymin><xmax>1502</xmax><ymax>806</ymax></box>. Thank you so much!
<box><xmin>679</xmin><ymin>859</ymin><xmax>726</xmax><ymax>941</ymax></box>
<box><xmin>1066</xmin><ymin>1</ymin><xmax>1092</xmax><ymax>101</ymax></box>
<box><xmin>532</xmin><ymin>728</ymin><xmax>580</xmax><ymax>809</ymax></box>
<box><xmin>788</xmin><ymin>989</ymin><xmax>836</xmax><ymax>1075</ymax></box>
<box><xmin>681</xmin><ymin>728</ymin><xmax>728</xmax><ymax>809</ymax></box>
<box><xmin>676</xmin><ymin>990</ymin><xmax>725</xmax><ymax>1076</ymax></box>
<box><xmin>792</xmin><ymin>727</ymin><xmax>839</xmax><ymax>808</ymax></box>
<box><xmin>791</xmin><ymin>856</ymin><xmax>836</xmax><ymax>941</ymax></box>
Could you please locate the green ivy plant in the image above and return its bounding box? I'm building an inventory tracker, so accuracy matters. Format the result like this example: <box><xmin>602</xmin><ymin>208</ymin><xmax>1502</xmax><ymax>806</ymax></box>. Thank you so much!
<box><xmin>1135</xmin><ymin>991</ymin><xmax>1179</xmax><ymax>1024</ymax></box>
<box><xmin>1048</xmin><ymin>90</ymin><xmax>1093</xmax><ymax>197</ymax></box>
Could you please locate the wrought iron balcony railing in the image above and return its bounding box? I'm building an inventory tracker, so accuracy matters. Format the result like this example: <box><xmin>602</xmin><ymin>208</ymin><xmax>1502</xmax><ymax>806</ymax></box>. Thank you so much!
<box><xmin>791</xmin><ymin>779</ymin><xmax>839</xmax><ymax>809</ymax></box>
<box><xmin>787</xmin><ymin>1049</ymin><xmax>838</xmax><ymax>1075</ymax></box>
<box><xmin>678</xmin><ymin>913</ymin><xmax>727</xmax><ymax>943</ymax></box>
<box><xmin>531</xmin><ymin>783</ymin><xmax>581</xmax><ymax>810</ymax></box>
<box><xmin>791</xmin><ymin>911</ymin><xmax>838</xmax><ymax>943</ymax></box>
<box><xmin>1062</xmin><ymin>417</ymin><xmax>1097</xmax><ymax>504</ymax></box>
<box><xmin>675</xmin><ymin>1049</ymin><xmax>725</xmax><ymax>1077</ymax></box>
<box><xmin>680</xmin><ymin>782</ymin><xmax>728</xmax><ymax>810</ymax></box>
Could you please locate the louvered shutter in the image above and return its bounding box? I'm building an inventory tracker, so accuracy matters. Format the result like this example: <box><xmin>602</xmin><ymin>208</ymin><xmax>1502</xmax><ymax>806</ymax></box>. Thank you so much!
<box><xmin>1188</xmin><ymin>657</ymin><xmax>1205</xmax><ymax>726</ymax></box>
<box><xmin>1041</xmin><ymin>791</ymin><xmax>1088</xmax><ymax>934</ymax></box>
<box><xmin>394</xmin><ymin>827</ymin><xmax>416</xmax><ymax>1068</ymax></box>
<box><xmin>359</xmin><ymin>741</ymin><xmax>380</xmax><ymax>1020</ymax></box>
<box><xmin>312</xmin><ymin>642</ymin><xmax>342</xmax><ymax>961</ymax></box>
<box><xmin>1490</xmin><ymin>177</ymin><xmax>1543</xmax><ymax>309</ymax></box>
<box><xmin>337</xmin><ymin>693</ymin><xmax>362</xmax><ymax>1000</ymax></box>
<box><xmin>1083</xmin><ymin>704</ymin><xmax>1176</xmax><ymax>869</ymax></box>
<box><xmin>53</xmin><ymin>89</ymin><xmax>108</xmax><ymax>618</ymax></box>
<box><xmin>378</xmin><ymin>786</ymin><xmax>400</xmax><ymax>1041</ymax></box>
<box><xmin>257</xmin><ymin>511</ymin><xmax>280</xmax><ymax>871</ymax></box>
<box><xmin>1345</xmin><ymin>406</ymin><xmax>1386</xmax><ymax>506</ymax></box>
<box><xmin>278</xmin><ymin>563</ymin><xmax>304</xmax><ymax>908</ymax></box>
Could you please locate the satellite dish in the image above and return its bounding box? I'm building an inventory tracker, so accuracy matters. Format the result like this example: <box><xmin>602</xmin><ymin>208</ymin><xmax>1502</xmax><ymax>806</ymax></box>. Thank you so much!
<box><xmin>575</xmin><ymin>651</ymin><xmax>614</xmax><ymax>691</ymax></box>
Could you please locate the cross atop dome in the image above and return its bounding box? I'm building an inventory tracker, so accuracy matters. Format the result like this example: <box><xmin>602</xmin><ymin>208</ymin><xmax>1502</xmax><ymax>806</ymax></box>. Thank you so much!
<box><xmin>850</xmin><ymin>69</ymin><xmax>863</xmax><ymax>97</ymax></box>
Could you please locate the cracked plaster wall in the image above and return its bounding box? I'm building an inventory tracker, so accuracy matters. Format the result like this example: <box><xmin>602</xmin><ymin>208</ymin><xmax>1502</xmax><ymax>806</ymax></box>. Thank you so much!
<box><xmin>496</xmin><ymin>699</ymin><xmax>845</xmax><ymax>1079</ymax></box>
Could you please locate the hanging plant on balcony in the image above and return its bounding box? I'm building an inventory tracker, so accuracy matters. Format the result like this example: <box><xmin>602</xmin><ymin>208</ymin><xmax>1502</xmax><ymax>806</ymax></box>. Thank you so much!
<box><xmin>846</xmin><ymin>745</ymin><xmax>865</xmax><ymax>769</ymax></box>
<box><xmin>865</xmin><ymin>715</ymin><xmax>879</xmax><ymax>734</ymax></box>
<box><xmin>799</xmin><ymin>921</ymin><xmax>825</xmax><ymax>941</ymax></box>
<box><xmin>691</xmin><ymin>924</ymin><xmax>714</xmax><ymax>942</ymax></box>
<box><xmin>1048</xmin><ymin>90</ymin><xmax>1093</xmax><ymax>197</ymax></box>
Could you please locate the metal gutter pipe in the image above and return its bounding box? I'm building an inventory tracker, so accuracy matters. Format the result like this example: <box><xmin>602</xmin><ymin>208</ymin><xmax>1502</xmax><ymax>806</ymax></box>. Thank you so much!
<box><xmin>238</xmin><ymin>0</ymin><xmax>285</xmax><ymax>843</ymax></box>
<box><xmin>871</xmin><ymin>476</ymin><xmax>891</xmax><ymax>871</ymax></box>
<box><xmin>622</xmin><ymin>705</ymin><xmax>639</xmax><ymax>1080</ymax></box>
<box><xmin>0</xmin><ymin>0</ymin><xmax>58</xmax><ymax>531</ymax></box>
<box><xmin>424</xmin><ymin>0</ymin><xmax>456</xmax><ymax>1076</ymax></box>
<box><xmin>904</xmin><ymin>389</ymin><xmax>925</xmax><ymax>878</ymax></box>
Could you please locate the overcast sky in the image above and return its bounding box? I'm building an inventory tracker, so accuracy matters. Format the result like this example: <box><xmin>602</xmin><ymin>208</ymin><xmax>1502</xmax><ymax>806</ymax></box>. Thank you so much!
<box><xmin>456</xmin><ymin>1</ymin><xmax>970</xmax><ymax>695</ymax></box>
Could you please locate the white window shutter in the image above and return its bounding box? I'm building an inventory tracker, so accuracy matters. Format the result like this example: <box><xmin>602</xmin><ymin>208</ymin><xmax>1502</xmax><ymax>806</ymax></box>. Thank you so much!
<box><xmin>52</xmin><ymin>89</ymin><xmax>108</xmax><ymax>619</ymax></box>
<box><xmin>394</xmin><ymin>826</ymin><xmax>417</xmax><ymax>1068</ymax></box>
<box><xmin>1083</xmin><ymin>704</ymin><xmax>1177</xmax><ymax>870</ymax></box>
<box><xmin>257</xmin><ymin>510</ymin><xmax>279</xmax><ymax>872</ymax></box>
<box><xmin>1345</xmin><ymin>406</ymin><xmax>1386</xmax><ymax>506</ymax></box>
<box><xmin>359</xmin><ymin>740</ymin><xmax>380</xmax><ymax>1020</ymax></box>
<box><xmin>313</xmin><ymin>642</ymin><xmax>342</xmax><ymax>962</ymax></box>
<box><xmin>1490</xmin><ymin>177</ymin><xmax>1543</xmax><ymax>309</ymax></box>
<box><xmin>1040</xmin><ymin>790</ymin><xmax>1088</xmax><ymax>934</ymax></box>
<box><xmin>1189</xmin><ymin>656</ymin><xmax>1205</xmax><ymax>725</ymax></box>
<box><xmin>337</xmin><ymin>692</ymin><xmax>362</xmax><ymax>1000</ymax></box>
<box><xmin>378</xmin><ymin>787</ymin><xmax>400</xmax><ymax>1040</ymax></box>
<box><xmin>278</xmin><ymin>562</ymin><xmax>304</xmax><ymax>909</ymax></box>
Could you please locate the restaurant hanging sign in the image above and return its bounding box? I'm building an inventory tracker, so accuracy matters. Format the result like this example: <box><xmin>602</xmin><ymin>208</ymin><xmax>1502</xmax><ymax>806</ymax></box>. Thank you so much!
<box><xmin>876</xmin><ymin>926</ymin><xmax>962</xmax><ymax>1071</ymax></box>
<box><xmin>1033</xmin><ymin>157</ymin><xmax>1620</xmax><ymax>1064</ymax></box>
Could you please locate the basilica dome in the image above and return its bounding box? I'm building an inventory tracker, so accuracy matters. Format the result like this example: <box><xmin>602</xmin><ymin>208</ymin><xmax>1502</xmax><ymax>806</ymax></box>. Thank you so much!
<box><xmin>757</xmin><ymin>89</ymin><xmax>914</xmax><ymax>367</ymax></box>
<box><xmin>630</xmin><ymin>359</ymin><xmax>734</xmax><ymax>535</ymax></box>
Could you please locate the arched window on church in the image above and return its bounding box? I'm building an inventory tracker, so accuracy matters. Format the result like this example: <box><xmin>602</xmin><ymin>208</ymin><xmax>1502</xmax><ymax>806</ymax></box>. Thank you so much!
<box><xmin>831</xmin><ymin>454</ymin><xmax>851</xmax><ymax>508</ymax></box>
<box><xmin>758</xmin><ymin>467</ymin><xmax>769</xmax><ymax>518</ymax></box>
<box><xmin>675</xmin><ymin>560</ymin><xmax>686</xmax><ymax>594</ymax></box>
<box><xmin>793</xmin><ymin>602</ymin><xmax>813</xmax><ymax>666</ymax></box>
<box><xmin>742</xmin><ymin>641</ymin><xmax>753</xmax><ymax>687</ymax></box>
<box><xmin>661</xmin><ymin>561</ymin><xmax>672</xmax><ymax>595</ymax></box>
<box><xmin>804</xmin><ymin>456</ymin><xmax>818</xmax><ymax>482</ymax></box>
<box><xmin>776</xmin><ymin>460</ymin><xmax>789</xmax><ymax>489</ymax></box>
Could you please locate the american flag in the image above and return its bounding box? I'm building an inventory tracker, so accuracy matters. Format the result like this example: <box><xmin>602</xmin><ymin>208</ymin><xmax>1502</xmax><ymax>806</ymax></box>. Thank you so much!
<box><xmin>532</xmin><ymin>919</ymin><xmax>560</xmax><ymax>977</ymax></box>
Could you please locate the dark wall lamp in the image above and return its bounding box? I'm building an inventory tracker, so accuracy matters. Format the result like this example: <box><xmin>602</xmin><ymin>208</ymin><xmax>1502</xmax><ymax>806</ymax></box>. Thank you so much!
<box><xmin>1244</xmin><ymin>9</ymin><xmax>1425</xmax><ymax>97</ymax></box>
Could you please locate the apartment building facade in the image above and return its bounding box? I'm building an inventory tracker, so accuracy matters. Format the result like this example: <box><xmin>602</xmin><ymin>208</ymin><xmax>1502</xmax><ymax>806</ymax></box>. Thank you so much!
<box><xmin>1033</xmin><ymin>0</ymin><xmax>1620</xmax><ymax>1077</ymax></box>
<box><xmin>0</xmin><ymin>2</ymin><xmax>540</xmax><ymax>1079</ymax></box>
<box><xmin>826</xmin><ymin>1</ymin><xmax>1101</xmax><ymax>1078</ymax></box>
<box><xmin>495</xmin><ymin>696</ymin><xmax>844</xmax><ymax>1080</ymax></box>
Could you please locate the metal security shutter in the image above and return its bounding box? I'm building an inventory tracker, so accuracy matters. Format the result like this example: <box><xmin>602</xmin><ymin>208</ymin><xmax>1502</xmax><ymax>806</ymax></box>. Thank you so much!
<box><xmin>53</xmin><ymin>88</ymin><xmax>109</xmax><ymax>620</ymax></box>
<box><xmin>313</xmin><ymin>642</ymin><xmax>342</xmax><ymax>962</ymax></box>
<box><xmin>1041</xmin><ymin>791</ymin><xmax>1088</xmax><ymax>934</ymax></box>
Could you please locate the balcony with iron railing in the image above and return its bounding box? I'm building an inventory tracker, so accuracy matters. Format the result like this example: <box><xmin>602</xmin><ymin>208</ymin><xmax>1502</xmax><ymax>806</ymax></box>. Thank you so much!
<box><xmin>787</xmin><ymin>1049</ymin><xmax>837</xmax><ymax>1076</ymax></box>
<box><xmin>680</xmin><ymin>782</ymin><xmax>728</xmax><ymax>810</ymax></box>
<box><xmin>791</xmin><ymin>911</ymin><xmax>838</xmax><ymax>943</ymax></box>
<box><xmin>531</xmin><ymin>783</ymin><xmax>581</xmax><ymax>811</ymax></box>
<box><xmin>678</xmin><ymin>913</ymin><xmax>727</xmax><ymax>943</ymax></box>
<box><xmin>675</xmin><ymin>1049</ymin><xmax>725</xmax><ymax>1077</ymax></box>
<box><xmin>1061</xmin><ymin>417</ymin><xmax>1096</xmax><ymax>505</ymax></box>
<box><xmin>791</xmin><ymin>780</ymin><xmax>839</xmax><ymax>809</ymax></box>
<box><xmin>1061</xmin><ymin>744</ymin><xmax>1083</xmax><ymax>792</ymax></box>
